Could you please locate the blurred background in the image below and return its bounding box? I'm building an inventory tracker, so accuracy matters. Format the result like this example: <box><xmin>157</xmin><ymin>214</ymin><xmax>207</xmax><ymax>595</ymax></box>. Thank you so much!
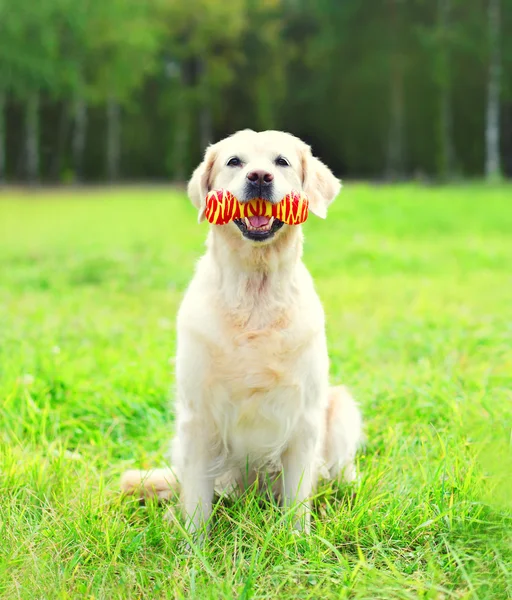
<box><xmin>0</xmin><ymin>0</ymin><xmax>510</xmax><ymax>185</ymax></box>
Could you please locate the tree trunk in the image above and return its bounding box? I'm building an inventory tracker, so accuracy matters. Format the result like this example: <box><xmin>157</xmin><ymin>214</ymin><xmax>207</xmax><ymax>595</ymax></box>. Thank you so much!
<box><xmin>106</xmin><ymin>96</ymin><xmax>121</xmax><ymax>182</ymax></box>
<box><xmin>386</xmin><ymin>58</ymin><xmax>405</xmax><ymax>180</ymax></box>
<box><xmin>173</xmin><ymin>95</ymin><xmax>189</xmax><ymax>181</ymax></box>
<box><xmin>199</xmin><ymin>103</ymin><xmax>212</xmax><ymax>154</ymax></box>
<box><xmin>385</xmin><ymin>0</ymin><xmax>405</xmax><ymax>180</ymax></box>
<box><xmin>198</xmin><ymin>57</ymin><xmax>213</xmax><ymax>152</ymax></box>
<box><xmin>72</xmin><ymin>95</ymin><xmax>87</xmax><ymax>182</ymax></box>
<box><xmin>437</xmin><ymin>0</ymin><xmax>456</xmax><ymax>180</ymax></box>
<box><xmin>485</xmin><ymin>0</ymin><xmax>501</xmax><ymax>180</ymax></box>
<box><xmin>439</xmin><ymin>81</ymin><xmax>455</xmax><ymax>179</ymax></box>
<box><xmin>171</xmin><ymin>65</ymin><xmax>191</xmax><ymax>182</ymax></box>
<box><xmin>50</xmin><ymin>102</ymin><xmax>70</xmax><ymax>182</ymax></box>
<box><xmin>0</xmin><ymin>91</ymin><xmax>5</xmax><ymax>184</ymax></box>
<box><xmin>25</xmin><ymin>91</ymin><xmax>39</xmax><ymax>184</ymax></box>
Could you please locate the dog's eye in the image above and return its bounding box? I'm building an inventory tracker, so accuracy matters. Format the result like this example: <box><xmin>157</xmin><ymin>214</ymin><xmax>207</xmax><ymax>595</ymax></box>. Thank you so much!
<box><xmin>275</xmin><ymin>156</ymin><xmax>290</xmax><ymax>167</ymax></box>
<box><xmin>227</xmin><ymin>157</ymin><xmax>242</xmax><ymax>167</ymax></box>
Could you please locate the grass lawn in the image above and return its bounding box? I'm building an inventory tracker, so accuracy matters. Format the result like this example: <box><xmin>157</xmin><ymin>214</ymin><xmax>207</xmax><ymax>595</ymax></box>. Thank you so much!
<box><xmin>0</xmin><ymin>184</ymin><xmax>511</xmax><ymax>599</ymax></box>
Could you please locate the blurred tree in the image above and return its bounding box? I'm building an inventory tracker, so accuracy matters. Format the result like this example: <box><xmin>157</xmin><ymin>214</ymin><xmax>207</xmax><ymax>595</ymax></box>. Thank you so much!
<box><xmin>72</xmin><ymin>94</ymin><xmax>87</xmax><ymax>181</ymax></box>
<box><xmin>83</xmin><ymin>0</ymin><xmax>164</xmax><ymax>180</ymax></box>
<box><xmin>0</xmin><ymin>0</ymin><xmax>7</xmax><ymax>183</ymax></box>
<box><xmin>485</xmin><ymin>0</ymin><xmax>502</xmax><ymax>180</ymax></box>
<box><xmin>53</xmin><ymin>0</ymin><xmax>91</xmax><ymax>181</ymax></box>
<box><xmin>0</xmin><ymin>0</ymin><xmax>62</xmax><ymax>182</ymax></box>
<box><xmin>437</xmin><ymin>0</ymin><xmax>456</xmax><ymax>179</ymax></box>
<box><xmin>158</xmin><ymin>0</ymin><xmax>246</xmax><ymax>176</ymax></box>
<box><xmin>385</xmin><ymin>0</ymin><xmax>410</xmax><ymax>180</ymax></box>
<box><xmin>0</xmin><ymin>91</ymin><xmax>5</xmax><ymax>183</ymax></box>
<box><xmin>294</xmin><ymin>0</ymin><xmax>390</xmax><ymax>176</ymax></box>
<box><xmin>230</xmin><ymin>0</ymin><xmax>286</xmax><ymax>132</ymax></box>
<box><xmin>417</xmin><ymin>0</ymin><xmax>459</xmax><ymax>179</ymax></box>
<box><xmin>0</xmin><ymin>0</ymin><xmax>510</xmax><ymax>182</ymax></box>
<box><xmin>502</xmin><ymin>0</ymin><xmax>512</xmax><ymax>174</ymax></box>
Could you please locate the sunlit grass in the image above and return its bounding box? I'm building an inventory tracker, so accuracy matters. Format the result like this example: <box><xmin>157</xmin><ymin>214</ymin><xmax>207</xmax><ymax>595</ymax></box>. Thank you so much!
<box><xmin>1</xmin><ymin>184</ymin><xmax>511</xmax><ymax>598</ymax></box>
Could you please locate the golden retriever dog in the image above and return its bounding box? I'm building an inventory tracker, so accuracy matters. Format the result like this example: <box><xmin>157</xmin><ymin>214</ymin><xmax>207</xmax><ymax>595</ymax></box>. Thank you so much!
<box><xmin>121</xmin><ymin>129</ymin><xmax>363</xmax><ymax>536</ymax></box>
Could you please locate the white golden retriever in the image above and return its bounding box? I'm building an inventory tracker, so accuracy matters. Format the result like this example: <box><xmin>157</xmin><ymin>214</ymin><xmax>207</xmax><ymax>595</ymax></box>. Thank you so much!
<box><xmin>121</xmin><ymin>129</ymin><xmax>363</xmax><ymax>535</ymax></box>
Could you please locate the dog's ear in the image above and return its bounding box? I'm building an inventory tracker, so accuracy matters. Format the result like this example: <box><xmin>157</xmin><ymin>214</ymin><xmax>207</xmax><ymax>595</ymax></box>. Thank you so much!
<box><xmin>300</xmin><ymin>144</ymin><xmax>341</xmax><ymax>219</ymax></box>
<box><xmin>187</xmin><ymin>144</ymin><xmax>218</xmax><ymax>223</ymax></box>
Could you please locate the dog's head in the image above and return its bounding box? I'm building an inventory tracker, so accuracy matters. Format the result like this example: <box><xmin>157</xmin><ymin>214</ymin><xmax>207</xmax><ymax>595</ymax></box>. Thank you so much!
<box><xmin>187</xmin><ymin>129</ymin><xmax>341</xmax><ymax>243</ymax></box>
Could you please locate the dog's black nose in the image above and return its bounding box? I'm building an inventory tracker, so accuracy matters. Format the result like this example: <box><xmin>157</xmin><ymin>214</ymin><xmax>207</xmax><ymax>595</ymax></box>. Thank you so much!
<box><xmin>246</xmin><ymin>170</ymin><xmax>274</xmax><ymax>185</ymax></box>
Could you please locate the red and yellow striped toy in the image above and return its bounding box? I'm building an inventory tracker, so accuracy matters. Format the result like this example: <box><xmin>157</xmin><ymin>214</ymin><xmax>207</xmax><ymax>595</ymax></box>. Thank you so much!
<box><xmin>204</xmin><ymin>189</ymin><xmax>309</xmax><ymax>226</ymax></box>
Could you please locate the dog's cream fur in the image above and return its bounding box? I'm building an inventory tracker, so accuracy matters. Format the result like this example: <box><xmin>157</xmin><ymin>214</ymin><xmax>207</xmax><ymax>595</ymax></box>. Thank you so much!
<box><xmin>121</xmin><ymin>130</ymin><xmax>363</xmax><ymax>534</ymax></box>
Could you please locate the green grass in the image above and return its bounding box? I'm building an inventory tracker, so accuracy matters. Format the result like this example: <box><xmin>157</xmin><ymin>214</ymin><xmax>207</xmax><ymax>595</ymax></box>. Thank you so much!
<box><xmin>1</xmin><ymin>184</ymin><xmax>511</xmax><ymax>599</ymax></box>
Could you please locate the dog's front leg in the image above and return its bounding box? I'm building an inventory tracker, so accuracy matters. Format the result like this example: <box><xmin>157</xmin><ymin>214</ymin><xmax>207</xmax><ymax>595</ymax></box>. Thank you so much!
<box><xmin>182</xmin><ymin>464</ymin><xmax>214</xmax><ymax>539</ymax></box>
<box><xmin>281</xmin><ymin>433</ymin><xmax>317</xmax><ymax>534</ymax></box>
<box><xmin>172</xmin><ymin>419</ymin><xmax>215</xmax><ymax>540</ymax></box>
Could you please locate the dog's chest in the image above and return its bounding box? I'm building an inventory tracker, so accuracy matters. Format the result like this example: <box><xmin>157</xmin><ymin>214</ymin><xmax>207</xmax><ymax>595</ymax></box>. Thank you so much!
<box><xmin>210</xmin><ymin>302</ymin><xmax>312</xmax><ymax>392</ymax></box>
<box><xmin>205</xmin><ymin>311</ymin><xmax>317</xmax><ymax>465</ymax></box>
<box><xmin>178</xmin><ymin>259</ymin><xmax>327</xmax><ymax>467</ymax></box>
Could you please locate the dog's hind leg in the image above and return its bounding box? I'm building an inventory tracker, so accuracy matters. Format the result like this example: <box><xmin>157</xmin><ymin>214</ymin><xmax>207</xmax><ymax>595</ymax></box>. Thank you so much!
<box><xmin>120</xmin><ymin>468</ymin><xmax>178</xmax><ymax>502</ymax></box>
<box><xmin>323</xmin><ymin>386</ymin><xmax>364</xmax><ymax>483</ymax></box>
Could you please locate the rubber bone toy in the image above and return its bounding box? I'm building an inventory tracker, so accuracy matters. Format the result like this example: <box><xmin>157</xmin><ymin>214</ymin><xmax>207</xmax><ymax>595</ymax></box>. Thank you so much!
<box><xmin>204</xmin><ymin>189</ymin><xmax>309</xmax><ymax>226</ymax></box>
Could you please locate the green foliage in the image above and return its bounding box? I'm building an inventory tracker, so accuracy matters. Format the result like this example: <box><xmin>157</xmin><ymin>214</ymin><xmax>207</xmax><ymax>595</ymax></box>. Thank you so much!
<box><xmin>0</xmin><ymin>0</ymin><xmax>62</xmax><ymax>95</ymax></box>
<box><xmin>0</xmin><ymin>0</ymin><xmax>511</xmax><ymax>180</ymax></box>
<box><xmin>0</xmin><ymin>185</ymin><xmax>511</xmax><ymax>598</ymax></box>
<box><xmin>84</xmin><ymin>0</ymin><xmax>165</xmax><ymax>103</ymax></box>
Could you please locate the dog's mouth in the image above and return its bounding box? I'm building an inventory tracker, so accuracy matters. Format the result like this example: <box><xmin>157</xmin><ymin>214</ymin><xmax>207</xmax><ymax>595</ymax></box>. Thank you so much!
<box><xmin>234</xmin><ymin>215</ymin><xmax>285</xmax><ymax>242</ymax></box>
